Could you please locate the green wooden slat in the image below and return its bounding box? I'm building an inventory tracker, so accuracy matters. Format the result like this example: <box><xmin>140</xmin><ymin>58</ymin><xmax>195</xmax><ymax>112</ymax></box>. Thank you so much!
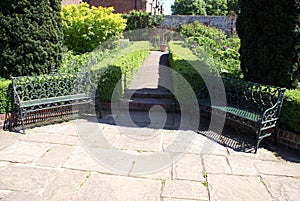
<box><xmin>21</xmin><ymin>94</ymin><xmax>91</xmax><ymax>107</ymax></box>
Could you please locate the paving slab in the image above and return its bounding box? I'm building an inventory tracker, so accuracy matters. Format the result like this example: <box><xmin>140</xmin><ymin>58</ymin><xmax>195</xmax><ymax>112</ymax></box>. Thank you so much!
<box><xmin>0</xmin><ymin>141</ymin><xmax>53</xmax><ymax>163</ymax></box>
<box><xmin>63</xmin><ymin>147</ymin><xmax>134</xmax><ymax>175</ymax></box>
<box><xmin>70</xmin><ymin>173</ymin><xmax>162</xmax><ymax>201</ymax></box>
<box><xmin>42</xmin><ymin>169</ymin><xmax>89</xmax><ymax>201</ymax></box>
<box><xmin>36</xmin><ymin>144</ymin><xmax>76</xmax><ymax>168</ymax></box>
<box><xmin>261</xmin><ymin>175</ymin><xmax>300</xmax><ymax>201</ymax></box>
<box><xmin>208</xmin><ymin>174</ymin><xmax>272</xmax><ymax>201</ymax></box>
<box><xmin>113</xmin><ymin>131</ymin><xmax>163</xmax><ymax>152</ymax></box>
<box><xmin>254</xmin><ymin>160</ymin><xmax>300</xmax><ymax>177</ymax></box>
<box><xmin>0</xmin><ymin>190</ymin><xmax>40</xmax><ymax>201</ymax></box>
<box><xmin>203</xmin><ymin>155</ymin><xmax>232</xmax><ymax>174</ymax></box>
<box><xmin>129</xmin><ymin>151</ymin><xmax>172</xmax><ymax>179</ymax></box>
<box><xmin>0</xmin><ymin>132</ymin><xmax>19</xmax><ymax>150</ymax></box>
<box><xmin>173</xmin><ymin>153</ymin><xmax>205</xmax><ymax>181</ymax></box>
<box><xmin>227</xmin><ymin>155</ymin><xmax>258</xmax><ymax>176</ymax></box>
<box><xmin>161</xmin><ymin>180</ymin><xmax>208</xmax><ymax>200</ymax></box>
<box><xmin>20</xmin><ymin>132</ymin><xmax>81</xmax><ymax>146</ymax></box>
<box><xmin>0</xmin><ymin>165</ymin><xmax>58</xmax><ymax>193</ymax></box>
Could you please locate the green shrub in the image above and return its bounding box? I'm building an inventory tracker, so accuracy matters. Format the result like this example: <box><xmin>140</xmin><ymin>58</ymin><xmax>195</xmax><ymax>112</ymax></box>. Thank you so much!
<box><xmin>61</xmin><ymin>3</ymin><xmax>126</xmax><ymax>53</ymax></box>
<box><xmin>171</xmin><ymin>0</ymin><xmax>207</xmax><ymax>15</ymax></box>
<box><xmin>91</xmin><ymin>41</ymin><xmax>150</xmax><ymax>101</ymax></box>
<box><xmin>180</xmin><ymin>22</ymin><xmax>241</xmax><ymax>78</ymax></box>
<box><xmin>280</xmin><ymin>89</ymin><xmax>300</xmax><ymax>132</ymax></box>
<box><xmin>205</xmin><ymin>0</ymin><xmax>228</xmax><ymax>16</ymax></box>
<box><xmin>0</xmin><ymin>80</ymin><xmax>13</xmax><ymax>114</ymax></box>
<box><xmin>0</xmin><ymin>0</ymin><xmax>63</xmax><ymax>79</ymax></box>
<box><xmin>122</xmin><ymin>11</ymin><xmax>162</xmax><ymax>31</ymax></box>
<box><xmin>237</xmin><ymin>0</ymin><xmax>300</xmax><ymax>89</ymax></box>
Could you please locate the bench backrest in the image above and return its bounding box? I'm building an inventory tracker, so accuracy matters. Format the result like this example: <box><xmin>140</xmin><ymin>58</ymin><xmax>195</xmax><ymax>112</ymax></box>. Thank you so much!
<box><xmin>198</xmin><ymin>76</ymin><xmax>285</xmax><ymax>115</ymax></box>
<box><xmin>12</xmin><ymin>73</ymin><xmax>93</xmax><ymax>102</ymax></box>
<box><xmin>223</xmin><ymin>78</ymin><xmax>285</xmax><ymax>114</ymax></box>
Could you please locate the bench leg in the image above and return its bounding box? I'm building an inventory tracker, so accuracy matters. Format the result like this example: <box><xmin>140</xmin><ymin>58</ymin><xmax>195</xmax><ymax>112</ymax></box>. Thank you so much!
<box><xmin>19</xmin><ymin>110</ymin><xmax>26</xmax><ymax>134</ymax></box>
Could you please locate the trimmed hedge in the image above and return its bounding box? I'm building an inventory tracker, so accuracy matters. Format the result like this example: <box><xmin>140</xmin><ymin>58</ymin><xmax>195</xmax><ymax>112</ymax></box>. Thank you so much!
<box><xmin>280</xmin><ymin>89</ymin><xmax>300</xmax><ymax>132</ymax></box>
<box><xmin>0</xmin><ymin>79</ymin><xmax>13</xmax><ymax>114</ymax></box>
<box><xmin>91</xmin><ymin>41</ymin><xmax>151</xmax><ymax>101</ymax></box>
<box><xmin>169</xmin><ymin>41</ymin><xmax>210</xmax><ymax>103</ymax></box>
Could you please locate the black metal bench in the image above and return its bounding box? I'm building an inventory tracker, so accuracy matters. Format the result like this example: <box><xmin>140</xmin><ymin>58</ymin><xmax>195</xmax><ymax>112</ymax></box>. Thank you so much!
<box><xmin>12</xmin><ymin>72</ymin><xmax>99</xmax><ymax>133</ymax></box>
<box><xmin>195</xmin><ymin>76</ymin><xmax>286</xmax><ymax>153</ymax></box>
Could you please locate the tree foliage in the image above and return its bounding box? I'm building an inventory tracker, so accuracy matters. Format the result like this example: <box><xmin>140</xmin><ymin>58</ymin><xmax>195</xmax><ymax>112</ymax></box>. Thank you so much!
<box><xmin>122</xmin><ymin>10</ymin><xmax>162</xmax><ymax>31</ymax></box>
<box><xmin>61</xmin><ymin>3</ymin><xmax>126</xmax><ymax>53</ymax></box>
<box><xmin>205</xmin><ymin>0</ymin><xmax>228</xmax><ymax>16</ymax></box>
<box><xmin>237</xmin><ymin>0</ymin><xmax>300</xmax><ymax>88</ymax></box>
<box><xmin>0</xmin><ymin>0</ymin><xmax>63</xmax><ymax>78</ymax></box>
<box><xmin>171</xmin><ymin>0</ymin><xmax>206</xmax><ymax>15</ymax></box>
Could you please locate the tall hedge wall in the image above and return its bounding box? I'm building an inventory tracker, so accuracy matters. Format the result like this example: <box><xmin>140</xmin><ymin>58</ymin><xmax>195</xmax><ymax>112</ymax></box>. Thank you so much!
<box><xmin>0</xmin><ymin>0</ymin><xmax>63</xmax><ymax>78</ymax></box>
<box><xmin>237</xmin><ymin>0</ymin><xmax>300</xmax><ymax>89</ymax></box>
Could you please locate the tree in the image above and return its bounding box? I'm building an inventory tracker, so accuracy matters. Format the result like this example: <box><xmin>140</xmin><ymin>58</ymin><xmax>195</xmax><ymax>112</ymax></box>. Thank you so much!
<box><xmin>205</xmin><ymin>0</ymin><xmax>228</xmax><ymax>16</ymax></box>
<box><xmin>0</xmin><ymin>0</ymin><xmax>63</xmax><ymax>78</ymax></box>
<box><xmin>171</xmin><ymin>0</ymin><xmax>206</xmax><ymax>15</ymax></box>
<box><xmin>227</xmin><ymin>0</ymin><xmax>239</xmax><ymax>15</ymax></box>
<box><xmin>237</xmin><ymin>0</ymin><xmax>300</xmax><ymax>89</ymax></box>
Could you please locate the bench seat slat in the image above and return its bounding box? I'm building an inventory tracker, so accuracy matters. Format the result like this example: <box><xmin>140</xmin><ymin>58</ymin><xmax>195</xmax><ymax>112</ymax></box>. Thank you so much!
<box><xmin>198</xmin><ymin>98</ymin><xmax>261</xmax><ymax>122</ymax></box>
<box><xmin>20</xmin><ymin>94</ymin><xmax>92</xmax><ymax>108</ymax></box>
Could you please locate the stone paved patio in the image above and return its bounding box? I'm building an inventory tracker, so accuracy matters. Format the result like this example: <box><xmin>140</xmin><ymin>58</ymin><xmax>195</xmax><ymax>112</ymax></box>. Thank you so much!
<box><xmin>0</xmin><ymin>118</ymin><xmax>299</xmax><ymax>201</ymax></box>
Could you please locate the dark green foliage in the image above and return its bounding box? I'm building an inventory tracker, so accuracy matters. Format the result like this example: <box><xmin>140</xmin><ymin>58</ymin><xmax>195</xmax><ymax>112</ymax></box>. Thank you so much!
<box><xmin>280</xmin><ymin>89</ymin><xmax>300</xmax><ymax>132</ymax></box>
<box><xmin>168</xmin><ymin>42</ymin><xmax>206</xmax><ymax>104</ymax></box>
<box><xmin>227</xmin><ymin>0</ymin><xmax>239</xmax><ymax>15</ymax></box>
<box><xmin>0</xmin><ymin>0</ymin><xmax>63</xmax><ymax>78</ymax></box>
<box><xmin>0</xmin><ymin>80</ymin><xmax>13</xmax><ymax>114</ymax></box>
<box><xmin>205</xmin><ymin>0</ymin><xmax>228</xmax><ymax>16</ymax></box>
<box><xmin>237</xmin><ymin>0</ymin><xmax>300</xmax><ymax>89</ymax></box>
<box><xmin>122</xmin><ymin>10</ymin><xmax>162</xmax><ymax>30</ymax></box>
<box><xmin>92</xmin><ymin>50</ymin><xmax>150</xmax><ymax>101</ymax></box>
<box><xmin>171</xmin><ymin>0</ymin><xmax>206</xmax><ymax>15</ymax></box>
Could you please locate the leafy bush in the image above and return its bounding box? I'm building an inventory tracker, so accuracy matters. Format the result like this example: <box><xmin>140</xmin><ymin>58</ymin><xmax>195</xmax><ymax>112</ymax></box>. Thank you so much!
<box><xmin>171</xmin><ymin>0</ymin><xmax>206</xmax><ymax>15</ymax></box>
<box><xmin>91</xmin><ymin>41</ymin><xmax>151</xmax><ymax>101</ymax></box>
<box><xmin>280</xmin><ymin>89</ymin><xmax>300</xmax><ymax>132</ymax></box>
<box><xmin>0</xmin><ymin>80</ymin><xmax>13</xmax><ymax>114</ymax></box>
<box><xmin>237</xmin><ymin>0</ymin><xmax>300</xmax><ymax>89</ymax></box>
<box><xmin>0</xmin><ymin>0</ymin><xmax>63</xmax><ymax>79</ymax></box>
<box><xmin>61</xmin><ymin>3</ymin><xmax>126</xmax><ymax>53</ymax></box>
<box><xmin>60</xmin><ymin>49</ymin><xmax>113</xmax><ymax>73</ymax></box>
<box><xmin>122</xmin><ymin>11</ymin><xmax>162</xmax><ymax>31</ymax></box>
<box><xmin>180</xmin><ymin>22</ymin><xmax>241</xmax><ymax>77</ymax></box>
<box><xmin>205</xmin><ymin>0</ymin><xmax>228</xmax><ymax>16</ymax></box>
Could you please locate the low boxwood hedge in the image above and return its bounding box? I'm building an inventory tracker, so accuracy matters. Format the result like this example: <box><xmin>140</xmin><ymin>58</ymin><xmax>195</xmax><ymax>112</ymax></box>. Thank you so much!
<box><xmin>0</xmin><ymin>79</ymin><xmax>13</xmax><ymax>114</ymax></box>
<box><xmin>91</xmin><ymin>41</ymin><xmax>151</xmax><ymax>101</ymax></box>
<box><xmin>279</xmin><ymin>89</ymin><xmax>300</xmax><ymax>132</ymax></box>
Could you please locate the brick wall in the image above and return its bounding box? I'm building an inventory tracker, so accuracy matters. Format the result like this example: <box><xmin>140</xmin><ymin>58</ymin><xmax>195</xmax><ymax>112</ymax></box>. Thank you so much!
<box><xmin>276</xmin><ymin>128</ymin><xmax>300</xmax><ymax>152</ymax></box>
<box><xmin>61</xmin><ymin>0</ymin><xmax>82</xmax><ymax>5</ymax></box>
<box><xmin>88</xmin><ymin>0</ymin><xmax>136</xmax><ymax>13</ymax></box>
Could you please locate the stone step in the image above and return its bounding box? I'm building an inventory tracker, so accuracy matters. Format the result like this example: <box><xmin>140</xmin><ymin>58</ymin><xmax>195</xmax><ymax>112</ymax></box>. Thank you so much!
<box><xmin>125</xmin><ymin>98</ymin><xmax>176</xmax><ymax>112</ymax></box>
<box><xmin>124</xmin><ymin>88</ymin><xmax>175</xmax><ymax>100</ymax></box>
<box><xmin>101</xmin><ymin>98</ymin><xmax>176</xmax><ymax>112</ymax></box>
